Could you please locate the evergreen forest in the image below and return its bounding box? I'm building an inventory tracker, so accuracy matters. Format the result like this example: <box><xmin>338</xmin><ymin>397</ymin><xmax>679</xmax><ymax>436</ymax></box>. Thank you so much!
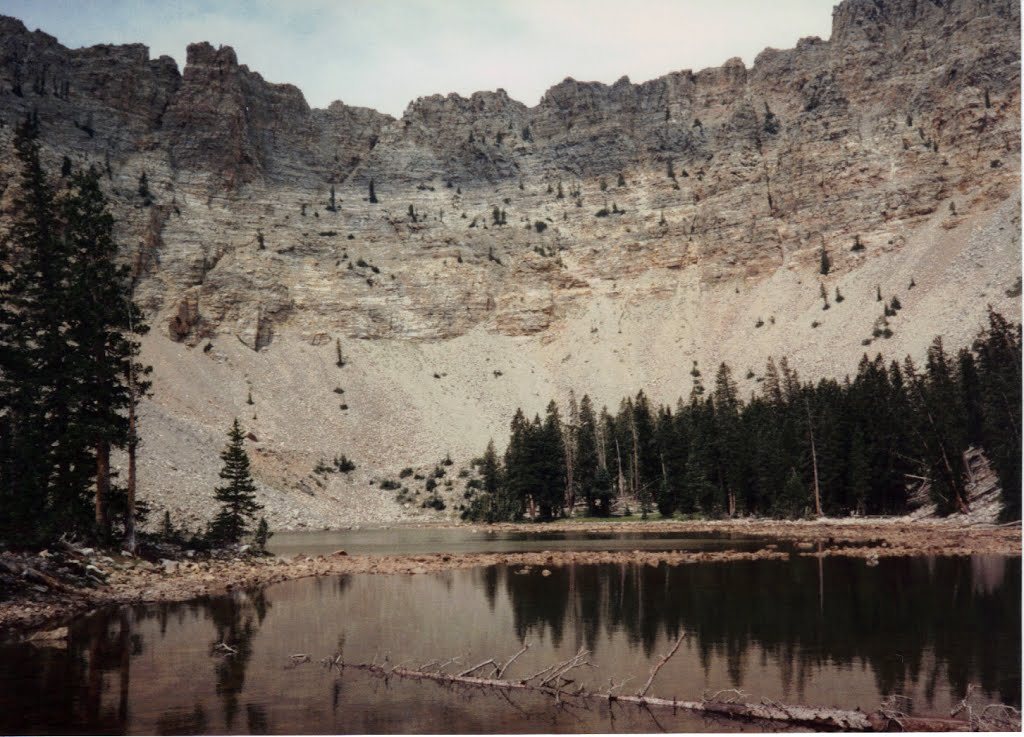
<box><xmin>467</xmin><ymin>313</ymin><xmax>1022</xmax><ymax>523</ymax></box>
<box><xmin>0</xmin><ymin>115</ymin><xmax>150</xmax><ymax>546</ymax></box>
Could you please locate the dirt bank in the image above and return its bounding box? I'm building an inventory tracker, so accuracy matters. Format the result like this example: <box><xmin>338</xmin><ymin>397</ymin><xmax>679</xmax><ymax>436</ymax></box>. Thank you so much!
<box><xmin>1</xmin><ymin>518</ymin><xmax>1018</xmax><ymax>639</ymax></box>
<box><xmin>479</xmin><ymin>517</ymin><xmax>1023</xmax><ymax>556</ymax></box>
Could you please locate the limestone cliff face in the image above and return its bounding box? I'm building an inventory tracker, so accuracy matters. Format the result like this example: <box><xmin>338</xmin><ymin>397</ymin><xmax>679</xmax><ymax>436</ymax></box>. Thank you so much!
<box><xmin>0</xmin><ymin>0</ymin><xmax>1019</xmax><ymax>526</ymax></box>
<box><xmin>0</xmin><ymin>0</ymin><xmax>1017</xmax><ymax>346</ymax></box>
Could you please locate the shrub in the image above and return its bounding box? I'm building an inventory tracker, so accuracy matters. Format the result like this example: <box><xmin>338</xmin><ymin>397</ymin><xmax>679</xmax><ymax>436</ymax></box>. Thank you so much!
<box><xmin>399</xmin><ymin>467</ymin><xmax>414</xmax><ymax>478</ymax></box>
<box><xmin>534</xmin><ymin>221</ymin><xmax>547</xmax><ymax>233</ymax></box>
<box><xmin>819</xmin><ymin>248</ymin><xmax>831</xmax><ymax>275</ymax></box>
<box><xmin>380</xmin><ymin>479</ymin><xmax>401</xmax><ymax>491</ymax></box>
<box><xmin>422</xmin><ymin>494</ymin><xmax>445</xmax><ymax>511</ymax></box>
<box><xmin>425</xmin><ymin>478</ymin><xmax>437</xmax><ymax>492</ymax></box>
<box><xmin>334</xmin><ymin>455</ymin><xmax>356</xmax><ymax>473</ymax></box>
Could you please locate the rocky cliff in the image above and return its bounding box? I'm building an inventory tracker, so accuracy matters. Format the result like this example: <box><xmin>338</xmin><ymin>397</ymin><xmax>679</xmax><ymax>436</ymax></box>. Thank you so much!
<box><xmin>0</xmin><ymin>0</ymin><xmax>1019</xmax><ymax>529</ymax></box>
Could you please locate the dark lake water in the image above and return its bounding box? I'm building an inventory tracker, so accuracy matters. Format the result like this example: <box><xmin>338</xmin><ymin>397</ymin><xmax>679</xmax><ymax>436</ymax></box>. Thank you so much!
<box><xmin>1</xmin><ymin>554</ymin><xmax>1019</xmax><ymax>734</ymax></box>
<box><xmin>267</xmin><ymin>527</ymin><xmax>771</xmax><ymax>557</ymax></box>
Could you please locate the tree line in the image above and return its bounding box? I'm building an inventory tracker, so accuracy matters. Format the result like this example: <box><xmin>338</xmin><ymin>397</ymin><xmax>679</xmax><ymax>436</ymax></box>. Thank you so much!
<box><xmin>0</xmin><ymin>115</ymin><xmax>150</xmax><ymax>547</ymax></box>
<box><xmin>467</xmin><ymin>312</ymin><xmax>1021</xmax><ymax>523</ymax></box>
<box><xmin>0</xmin><ymin>116</ymin><xmax>277</xmax><ymax>552</ymax></box>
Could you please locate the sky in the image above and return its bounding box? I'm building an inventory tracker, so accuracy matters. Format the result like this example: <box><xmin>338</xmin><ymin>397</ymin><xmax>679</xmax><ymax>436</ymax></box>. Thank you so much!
<box><xmin>4</xmin><ymin>0</ymin><xmax>837</xmax><ymax>117</ymax></box>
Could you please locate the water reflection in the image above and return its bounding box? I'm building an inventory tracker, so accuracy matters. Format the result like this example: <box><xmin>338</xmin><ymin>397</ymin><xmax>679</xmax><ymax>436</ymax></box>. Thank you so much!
<box><xmin>499</xmin><ymin>556</ymin><xmax>1020</xmax><ymax>707</ymax></box>
<box><xmin>208</xmin><ymin>589</ymin><xmax>271</xmax><ymax>730</ymax></box>
<box><xmin>0</xmin><ymin>555</ymin><xmax>1017</xmax><ymax>735</ymax></box>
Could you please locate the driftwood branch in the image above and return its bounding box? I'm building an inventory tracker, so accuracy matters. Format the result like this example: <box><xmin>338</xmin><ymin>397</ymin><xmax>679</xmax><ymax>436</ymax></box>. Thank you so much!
<box><xmin>212</xmin><ymin>642</ymin><xmax>237</xmax><ymax>655</ymax></box>
<box><xmin>457</xmin><ymin>659</ymin><xmax>498</xmax><ymax>678</ymax></box>
<box><xmin>340</xmin><ymin>653</ymin><xmax>993</xmax><ymax>732</ymax></box>
<box><xmin>638</xmin><ymin>632</ymin><xmax>685</xmax><ymax>697</ymax></box>
<box><xmin>497</xmin><ymin>642</ymin><xmax>529</xmax><ymax>677</ymax></box>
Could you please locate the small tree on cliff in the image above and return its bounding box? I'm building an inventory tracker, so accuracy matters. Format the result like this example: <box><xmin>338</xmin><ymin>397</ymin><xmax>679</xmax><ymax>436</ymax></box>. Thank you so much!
<box><xmin>209</xmin><ymin>419</ymin><xmax>262</xmax><ymax>544</ymax></box>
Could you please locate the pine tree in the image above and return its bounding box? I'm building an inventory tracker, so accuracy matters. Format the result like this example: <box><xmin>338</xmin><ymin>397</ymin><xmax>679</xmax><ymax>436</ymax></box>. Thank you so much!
<box><xmin>503</xmin><ymin>409</ymin><xmax>534</xmax><ymax>517</ymax></box>
<box><xmin>465</xmin><ymin>439</ymin><xmax>513</xmax><ymax>523</ymax></box>
<box><xmin>0</xmin><ymin>119</ymin><xmax>151</xmax><ymax>543</ymax></box>
<box><xmin>209</xmin><ymin>419</ymin><xmax>262</xmax><ymax>544</ymax></box>
<box><xmin>0</xmin><ymin>114</ymin><xmax>68</xmax><ymax>541</ymax></box>
<box><xmin>973</xmin><ymin>309</ymin><xmax>1022</xmax><ymax>520</ymax></box>
<box><xmin>575</xmin><ymin>395</ymin><xmax>599</xmax><ymax>513</ymax></box>
<box><xmin>592</xmin><ymin>466</ymin><xmax>614</xmax><ymax>516</ymax></box>
<box><xmin>535</xmin><ymin>401</ymin><xmax>566</xmax><ymax>519</ymax></box>
<box><xmin>252</xmin><ymin>517</ymin><xmax>272</xmax><ymax>553</ymax></box>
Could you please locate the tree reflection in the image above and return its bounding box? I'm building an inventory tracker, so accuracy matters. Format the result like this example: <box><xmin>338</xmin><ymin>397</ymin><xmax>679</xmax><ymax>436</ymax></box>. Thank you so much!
<box><xmin>0</xmin><ymin>605</ymin><xmax>143</xmax><ymax>734</ymax></box>
<box><xmin>501</xmin><ymin>556</ymin><xmax>1020</xmax><ymax>706</ymax></box>
<box><xmin>208</xmin><ymin>587</ymin><xmax>272</xmax><ymax>730</ymax></box>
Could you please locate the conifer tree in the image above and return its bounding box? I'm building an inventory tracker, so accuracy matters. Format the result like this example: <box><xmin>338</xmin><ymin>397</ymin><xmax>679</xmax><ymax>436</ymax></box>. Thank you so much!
<box><xmin>253</xmin><ymin>517</ymin><xmax>272</xmax><ymax>553</ymax></box>
<box><xmin>0</xmin><ymin>114</ymin><xmax>67</xmax><ymax>540</ymax></box>
<box><xmin>0</xmin><ymin>118</ymin><xmax>152</xmax><ymax>543</ymax></box>
<box><xmin>575</xmin><ymin>395</ymin><xmax>600</xmax><ymax>513</ymax></box>
<box><xmin>591</xmin><ymin>466</ymin><xmax>614</xmax><ymax>516</ymax></box>
<box><xmin>210</xmin><ymin>419</ymin><xmax>262</xmax><ymax>544</ymax></box>
<box><xmin>63</xmin><ymin>166</ymin><xmax>151</xmax><ymax>536</ymax></box>
<box><xmin>973</xmin><ymin>309</ymin><xmax>1022</xmax><ymax>520</ymax></box>
<box><xmin>535</xmin><ymin>402</ymin><xmax>566</xmax><ymax>519</ymax></box>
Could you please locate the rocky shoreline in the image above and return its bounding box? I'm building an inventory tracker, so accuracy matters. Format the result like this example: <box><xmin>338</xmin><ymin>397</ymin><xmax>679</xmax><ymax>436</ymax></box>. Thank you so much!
<box><xmin>1</xmin><ymin>518</ymin><xmax>1019</xmax><ymax>640</ymax></box>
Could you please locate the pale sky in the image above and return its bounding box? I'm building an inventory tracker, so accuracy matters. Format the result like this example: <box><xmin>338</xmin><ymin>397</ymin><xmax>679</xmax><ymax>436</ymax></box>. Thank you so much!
<box><xmin>4</xmin><ymin>1</ymin><xmax>837</xmax><ymax>117</ymax></box>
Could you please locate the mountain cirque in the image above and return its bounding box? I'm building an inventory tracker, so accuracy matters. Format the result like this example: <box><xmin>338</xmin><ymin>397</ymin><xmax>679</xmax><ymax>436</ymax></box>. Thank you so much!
<box><xmin>0</xmin><ymin>0</ymin><xmax>1019</xmax><ymax>529</ymax></box>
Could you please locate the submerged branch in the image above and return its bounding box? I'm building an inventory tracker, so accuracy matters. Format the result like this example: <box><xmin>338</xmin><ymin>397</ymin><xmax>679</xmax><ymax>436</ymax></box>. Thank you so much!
<box><xmin>339</xmin><ymin>651</ymin><xmax>999</xmax><ymax>732</ymax></box>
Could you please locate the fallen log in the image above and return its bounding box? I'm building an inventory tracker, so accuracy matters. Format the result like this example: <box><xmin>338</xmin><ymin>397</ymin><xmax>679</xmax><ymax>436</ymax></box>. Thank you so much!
<box><xmin>24</xmin><ymin>567</ymin><xmax>74</xmax><ymax>593</ymax></box>
<box><xmin>342</xmin><ymin>658</ymin><xmax>992</xmax><ymax>731</ymax></box>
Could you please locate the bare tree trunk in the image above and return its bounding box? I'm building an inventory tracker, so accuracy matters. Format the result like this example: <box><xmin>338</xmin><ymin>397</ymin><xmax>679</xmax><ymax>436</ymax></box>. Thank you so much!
<box><xmin>629</xmin><ymin>412</ymin><xmax>640</xmax><ymax>496</ymax></box>
<box><xmin>95</xmin><ymin>438</ymin><xmax>110</xmax><ymax>534</ymax></box>
<box><xmin>804</xmin><ymin>398</ymin><xmax>822</xmax><ymax>518</ymax></box>
<box><xmin>615</xmin><ymin>437</ymin><xmax>624</xmax><ymax>500</ymax></box>
<box><xmin>562</xmin><ymin>393</ymin><xmax>577</xmax><ymax>516</ymax></box>
<box><xmin>125</xmin><ymin>373</ymin><xmax>137</xmax><ymax>553</ymax></box>
<box><xmin>346</xmin><ymin>658</ymin><xmax>984</xmax><ymax>732</ymax></box>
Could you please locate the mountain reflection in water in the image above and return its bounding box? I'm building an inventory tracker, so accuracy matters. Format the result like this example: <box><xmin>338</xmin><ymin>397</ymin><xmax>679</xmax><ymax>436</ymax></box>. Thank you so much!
<box><xmin>0</xmin><ymin>555</ymin><xmax>1018</xmax><ymax>734</ymax></box>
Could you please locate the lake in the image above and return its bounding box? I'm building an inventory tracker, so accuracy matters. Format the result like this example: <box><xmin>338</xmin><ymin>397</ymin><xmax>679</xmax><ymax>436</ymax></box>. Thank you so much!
<box><xmin>0</xmin><ymin>541</ymin><xmax>1018</xmax><ymax>733</ymax></box>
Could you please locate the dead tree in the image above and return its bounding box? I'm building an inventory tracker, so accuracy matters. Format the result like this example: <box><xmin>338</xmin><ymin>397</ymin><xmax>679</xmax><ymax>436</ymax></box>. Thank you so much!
<box><xmin>337</xmin><ymin>644</ymin><xmax>1006</xmax><ymax>732</ymax></box>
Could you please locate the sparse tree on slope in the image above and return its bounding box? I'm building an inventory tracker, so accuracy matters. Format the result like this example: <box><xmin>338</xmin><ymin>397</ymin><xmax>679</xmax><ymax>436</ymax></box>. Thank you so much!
<box><xmin>210</xmin><ymin>419</ymin><xmax>262</xmax><ymax>544</ymax></box>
